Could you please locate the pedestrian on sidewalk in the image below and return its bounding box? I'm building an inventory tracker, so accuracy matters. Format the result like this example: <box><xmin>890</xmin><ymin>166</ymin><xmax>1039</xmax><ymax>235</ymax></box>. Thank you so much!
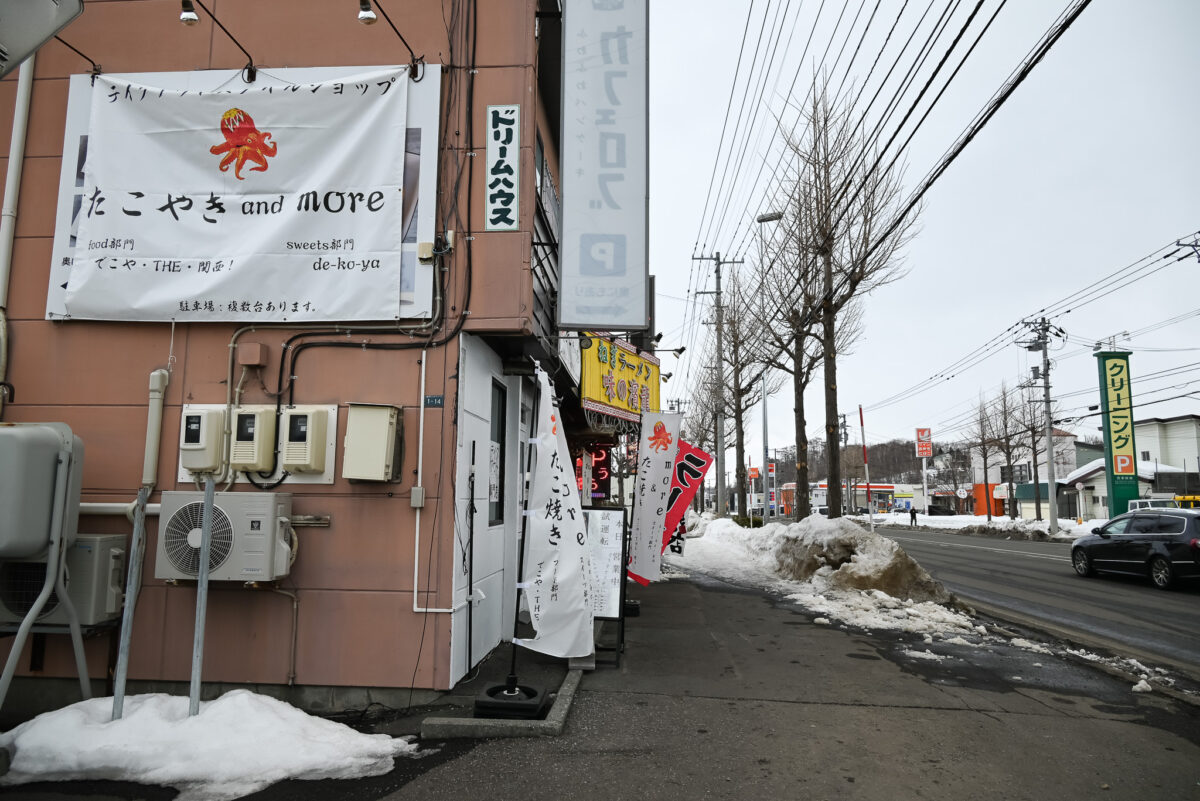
<box><xmin>909</xmin><ymin>506</ymin><xmax>917</xmax><ymax>527</ymax></box>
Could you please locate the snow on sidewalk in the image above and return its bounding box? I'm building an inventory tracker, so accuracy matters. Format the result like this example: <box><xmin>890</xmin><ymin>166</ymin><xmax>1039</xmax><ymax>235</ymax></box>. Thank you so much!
<box><xmin>0</xmin><ymin>690</ymin><xmax>422</xmax><ymax>801</ymax></box>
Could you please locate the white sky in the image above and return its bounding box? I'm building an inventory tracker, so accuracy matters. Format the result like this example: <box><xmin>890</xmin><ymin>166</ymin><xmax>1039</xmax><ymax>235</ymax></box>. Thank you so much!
<box><xmin>649</xmin><ymin>1</ymin><xmax>1200</xmax><ymax>472</ymax></box>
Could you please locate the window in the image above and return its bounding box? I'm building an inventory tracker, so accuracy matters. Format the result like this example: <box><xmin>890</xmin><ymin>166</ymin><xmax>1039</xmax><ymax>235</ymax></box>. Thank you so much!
<box><xmin>999</xmin><ymin>464</ymin><xmax>1030</xmax><ymax>484</ymax></box>
<box><xmin>1129</xmin><ymin>515</ymin><xmax>1158</xmax><ymax>534</ymax></box>
<box><xmin>1103</xmin><ymin>517</ymin><xmax>1129</xmax><ymax>535</ymax></box>
<box><xmin>489</xmin><ymin>380</ymin><xmax>507</xmax><ymax>525</ymax></box>
<box><xmin>1141</xmin><ymin>450</ymin><xmax>1150</xmax><ymax>460</ymax></box>
<box><xmin>1155</xmin><ymin>515</ymin><xmax>1186</xmax><ymax>534</ymax></box>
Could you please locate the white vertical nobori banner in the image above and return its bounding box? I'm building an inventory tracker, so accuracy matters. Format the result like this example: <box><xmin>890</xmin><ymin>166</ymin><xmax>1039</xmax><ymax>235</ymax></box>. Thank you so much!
<box><xmin>627</xmin><ymin>412</ymin><xmax>681</xmax><ymax>585</ymax></box>
<box><xmin>484</xmin><ymin>104</ymin><xmax>520</xmax><ymax>231</ymax></box>
<box><xmin>558</xmin><ymin>0</ymin><xmax>648</xmax><ymax>330</ymax></box>
<box><xmin>515</xmin><ymin>370</ymin><xmax>594</xmax><ymax>659</ymax></box>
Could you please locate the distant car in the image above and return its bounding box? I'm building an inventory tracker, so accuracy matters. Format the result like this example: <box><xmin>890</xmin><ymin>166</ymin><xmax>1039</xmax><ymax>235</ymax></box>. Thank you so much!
<box><xmin>1071</xmin><ymin>509</ymin><xmax>1200</xmax><ymax>589</ymax></box>
<box><xmin>1127</xmin><ymin>498</ymin><xmax>1179</xmax><ymax>511</ymax></box>
<box><xmin>926</xmin><ymin>506</ymin><xmax>956</xmax><ymax>516</ymax></box>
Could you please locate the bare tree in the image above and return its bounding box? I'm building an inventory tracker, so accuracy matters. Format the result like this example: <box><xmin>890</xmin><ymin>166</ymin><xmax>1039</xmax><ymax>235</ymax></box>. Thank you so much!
<box><xmin>753</xmin><ymin>220</ymin><xmax>862</xmax><ymax>519</ymax></box>
<box><xmin>683</xmin><ymin>350</ymin><xmax>736</xmax><ymax>513</ymax></box>
<box><xmin>721</xmin><ymin>273</ymin><xmax>785</xmax><ymax>518</ymax></box>
<box><xmin>785</xmin><ymin>81</ymin><xmax>917</xmax><ymax>517</ymax></box>
<box><xmin>991</xmin><ymin>383</ymin><xmax>1023</xmax><ymax>519</ymax></box>
<box><xmin>1016</xmin><ymin>386</ymin><xmax>1047</xmax><ymax>520</ymax></box>
<box><xmin>965</xmin><ymin>396</ymin><xmax>999</xmax><ymax>523</ymax></box>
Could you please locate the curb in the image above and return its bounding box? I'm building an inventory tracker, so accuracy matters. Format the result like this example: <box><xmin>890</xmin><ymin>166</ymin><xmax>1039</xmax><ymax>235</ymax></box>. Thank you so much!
<box><xmin>420</xmin><ymin>669</ymin><xmax>582</xmax><ymax>739</ymax></box>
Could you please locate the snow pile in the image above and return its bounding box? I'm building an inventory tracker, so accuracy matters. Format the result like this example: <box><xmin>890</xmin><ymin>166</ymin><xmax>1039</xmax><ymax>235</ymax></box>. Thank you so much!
<box><xmin>864</xmin><ymin>512</ymin><xmax>1099</xmax><ymax>541</ymax></box>
<box><xmin>0</xmin><ymin>690</ymin><xmax>420</xmax><ymax>801</ymax></box>
<box><xmin>771</xmin><ymin>516</ymin><xmax>951</xmax><ymax>602</ymax></box>
<box><xmin>667</xmin><ymin>515</ymin><xmax>980</xmax><ymax>637</ymax></box>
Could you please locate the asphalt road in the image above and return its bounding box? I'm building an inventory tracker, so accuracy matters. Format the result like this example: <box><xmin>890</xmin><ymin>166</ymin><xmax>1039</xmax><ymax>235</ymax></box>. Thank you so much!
<box><xmin>880</xmin><ymin>525</ymin><xmax>1200</xmax><ymax>678</ymax></box>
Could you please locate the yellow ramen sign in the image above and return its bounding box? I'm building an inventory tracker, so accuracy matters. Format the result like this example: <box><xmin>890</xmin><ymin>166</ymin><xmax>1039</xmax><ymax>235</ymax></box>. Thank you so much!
<box><xmin>580</xmin><ymin>335</ymin><xmax>660</xmax><ymax>423</ymax></box>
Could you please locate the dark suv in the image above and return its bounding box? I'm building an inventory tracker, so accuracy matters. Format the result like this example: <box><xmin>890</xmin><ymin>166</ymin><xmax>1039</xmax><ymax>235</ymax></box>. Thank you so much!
<box><xmin>1071</xmin><ymin>509</ymin><xmax>1200</xmax><ymax>589</ymax></box>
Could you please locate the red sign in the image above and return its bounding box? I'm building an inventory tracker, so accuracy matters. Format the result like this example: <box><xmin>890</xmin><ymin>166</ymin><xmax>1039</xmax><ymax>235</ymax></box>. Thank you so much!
<box><xmin>748</xmin><ymin>467</ymin><xmax>760</xmax><ymax>479</ymax></box>
<box><xmin>661</xmin><ymin>440</ymin><xmax>714</xmax><ymax>554</ymax></box>
<box><xmin>916</xmin><ymin>427</ymin><xmax>933</xmax><ymax>458</ymax></box>
<box><xmin>768</xmin><ymin>463</ymin><xmax>775</xmax><ymax>476</ymax></box>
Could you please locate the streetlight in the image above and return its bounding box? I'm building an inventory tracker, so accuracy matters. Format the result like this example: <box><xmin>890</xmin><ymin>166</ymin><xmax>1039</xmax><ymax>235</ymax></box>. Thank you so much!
<box><xmin>756</xmin><ymin>211</ymin><xmax>783</xmax><ymax>523</ymax></box>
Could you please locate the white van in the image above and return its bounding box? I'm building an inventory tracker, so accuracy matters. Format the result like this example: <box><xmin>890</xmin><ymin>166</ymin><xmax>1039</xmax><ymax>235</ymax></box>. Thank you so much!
<box><xmin>1127</xmin><ymin>498</ymin><xmax>1179</xmax><ymax>511</ymax></box>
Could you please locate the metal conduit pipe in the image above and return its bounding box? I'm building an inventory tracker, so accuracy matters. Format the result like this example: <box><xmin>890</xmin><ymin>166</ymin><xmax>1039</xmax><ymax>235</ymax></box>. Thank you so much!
<box><xmin>112</xmin><ymin>368</ymin><xmax>171</xmax><ymax>719</ymax></box>
<box><xmin>0</xmin><ymin>57</ymin><xmax>36</xmax><ymax>421</ymax></box>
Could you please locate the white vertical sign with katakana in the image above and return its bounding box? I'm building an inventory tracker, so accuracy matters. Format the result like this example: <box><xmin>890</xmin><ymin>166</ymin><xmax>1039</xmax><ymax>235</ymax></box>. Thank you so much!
<box><xmin>558</xmin><ymin>0</ymin><xmax>649</xmax><ymax>330</ymax></box>
<box><xmin>626</xmin><ymin>411</ymin><xmax>681</xmax><ymax>585</ymax></box>
<box><xmin>514</xmin><ymin>370</ymin><xmax>594</xmax><ymax>658</ymax></box>
<box><xmin>484</xmin><ymin>104</ymin><xmax>520</xmax><ymax>231</ymax></box>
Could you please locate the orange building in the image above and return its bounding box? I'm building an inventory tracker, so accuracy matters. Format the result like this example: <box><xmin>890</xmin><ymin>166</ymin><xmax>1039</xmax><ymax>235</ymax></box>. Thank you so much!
<box><xmin>0</xmin><ymin>0</ymin><xmax>615</xmax><ymax>718</ymax></box>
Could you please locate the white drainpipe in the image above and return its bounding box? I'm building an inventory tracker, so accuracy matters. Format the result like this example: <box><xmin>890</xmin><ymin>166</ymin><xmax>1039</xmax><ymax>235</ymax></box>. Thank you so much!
<box><xmin>413</xmin><ymin>348</ymin><xmax>464</xmax><ymax>614</ymax></box>
<box><xmin>0</xmin><ymin>56</ymin><xmax>35</xmax><ymax>419</ymax></box>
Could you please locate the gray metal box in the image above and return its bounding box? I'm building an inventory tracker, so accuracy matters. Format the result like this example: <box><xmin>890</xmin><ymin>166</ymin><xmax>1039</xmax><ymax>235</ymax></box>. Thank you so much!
<box><xmin>0</xmin><ymin>423</ymin><xmax>84</xmax><ymax>558</ymax></box>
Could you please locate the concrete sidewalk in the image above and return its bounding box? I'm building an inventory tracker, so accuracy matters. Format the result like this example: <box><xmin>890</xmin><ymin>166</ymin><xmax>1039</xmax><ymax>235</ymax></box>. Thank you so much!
<box><xmin>4</xmin><ymin>571</ymin><xmax>1198</xmax><ymax>800</ymax></box>
<box><xmin>379</xmin><ymin>571</ymin><xmax>1200</xmax><ymax>801</ymax></box>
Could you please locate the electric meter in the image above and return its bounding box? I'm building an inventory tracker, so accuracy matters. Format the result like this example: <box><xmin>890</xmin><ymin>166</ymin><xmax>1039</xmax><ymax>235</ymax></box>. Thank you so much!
<box><xmin>179</xmin><ymin>408</ymin><xmax>225</xmax><ymax>474</ymax></box>
<box><xmin>229</xmin><ymin>408</ymin><xmax>276</xmax><ymax>473</ymax></box>
<box><xmin>280</xmin><ymin>407</ymin><xmax>328</xmax><ymax>473</ymax></box>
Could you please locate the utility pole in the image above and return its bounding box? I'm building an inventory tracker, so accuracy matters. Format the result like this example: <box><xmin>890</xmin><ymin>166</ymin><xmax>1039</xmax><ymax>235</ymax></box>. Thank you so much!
<box><xmin>1039</xmin><ymin>318</ymin><xmax>1059</xmax><ymax>535</ymax></box>
<box><xmin>694</xmin><ymin>251</ymin><xmax>743</xmax><ymax>517</ymax></box>
<box><xmin>1022</xmin><ymin>318</ymin><xmax>1060</xmax><ymax>534</ymax></box>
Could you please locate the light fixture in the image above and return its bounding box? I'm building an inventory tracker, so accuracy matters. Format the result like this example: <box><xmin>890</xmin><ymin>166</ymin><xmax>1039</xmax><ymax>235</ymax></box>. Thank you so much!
<box><xmin>358</xmin><ymin>0</ymin><xmax>378</xmax><ymax>24</ymax></box>
<box><xmin>178</xmin><ymin>0</ymin><xmax>257</xmax><ymax>82</ymax></box>
<box><xmin>179</xmin><ymin>0</ymin><xmax>199</xmax><ymax>25</ymax></box>
<box><xmin>662</xmin><ymin>373</ymin><xmax>673</xmax><ymax>382</ymax></box>
<box><xmin>369</xmin><ymin>0</ymin><xmax>425</xmax><ymax>77</ymax></box>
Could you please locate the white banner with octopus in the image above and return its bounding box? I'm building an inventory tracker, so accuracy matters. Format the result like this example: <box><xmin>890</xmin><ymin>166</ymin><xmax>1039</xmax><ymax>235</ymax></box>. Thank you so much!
<box><xmin>627</xmin><ymin>412</ymin><xmax>681</xmax><ymax>585</ymax></box>
<box><xmin>60</xmin><ymin>68</ymin><xmax>409</xmax><ymax>322</ymax></box>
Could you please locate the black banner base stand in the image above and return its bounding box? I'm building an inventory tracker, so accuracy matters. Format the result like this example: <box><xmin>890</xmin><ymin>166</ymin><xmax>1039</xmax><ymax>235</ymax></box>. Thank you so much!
<box><xmin>474</xmin><ymin>673</ymin><xmax>549</xmax><ymax>720</ymax></box>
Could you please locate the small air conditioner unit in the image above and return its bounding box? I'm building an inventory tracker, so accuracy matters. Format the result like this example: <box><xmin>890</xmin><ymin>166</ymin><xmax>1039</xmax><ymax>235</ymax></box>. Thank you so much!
<box><xmin>0</xmin><ymin>534</ymin><xmax>126</xmax><ymax>626</ymax></box>
<box><xmin>154</xmin><ymin>492</ymin><xmax>293</xmax><ymax>582</ymax></box>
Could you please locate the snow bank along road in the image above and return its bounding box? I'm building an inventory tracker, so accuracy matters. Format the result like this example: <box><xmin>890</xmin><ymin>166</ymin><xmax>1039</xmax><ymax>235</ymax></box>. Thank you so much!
<box><xmin>882</xmin><ymin>527</ymin><xmax>1200</xmax><ymax>680</ymax></box>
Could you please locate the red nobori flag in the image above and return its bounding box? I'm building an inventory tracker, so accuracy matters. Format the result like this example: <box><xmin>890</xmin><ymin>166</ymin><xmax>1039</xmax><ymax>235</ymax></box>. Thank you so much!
<box><xmin>661</xmin><ymin>440</ymin><xmax>713</xmax><ymax>554</ymax></box>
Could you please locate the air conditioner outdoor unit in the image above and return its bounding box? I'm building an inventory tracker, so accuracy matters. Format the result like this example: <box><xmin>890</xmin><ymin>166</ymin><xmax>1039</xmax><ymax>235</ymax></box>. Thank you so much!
<box><xmin>0</xmin><ymin>534</ymin><xmax>126</xmax><ymax>626</ymax></box>
<box><xmin>154</xmin><ymin>492</ymin><xmax>293</xmax><ymax>582</ymax></box>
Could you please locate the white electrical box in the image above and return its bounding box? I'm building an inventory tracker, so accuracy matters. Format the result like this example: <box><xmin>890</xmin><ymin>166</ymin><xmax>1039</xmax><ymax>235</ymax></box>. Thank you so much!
<box><xmin>280</xmin><ymin>407</ymin><xmax>328</xmax><ymax>473</ymax></box>
<box><xmin>177</xmin><ymin>404</ymin><xmax>338</xmax><ymax>485</ymax></box>
<box><xmin>343</xmin><ymin>403</ymin><xmax>402</xmax><ymax>481</ymax></box>
<box><xmin>229</xmin><ymin>407</ymin><xmax>276</xmax><ymax>473</ymax></box>
<box><xmin>180</xmin><ymin>408</ymin><xmax>225</xmax><ymax>474</ymax></box>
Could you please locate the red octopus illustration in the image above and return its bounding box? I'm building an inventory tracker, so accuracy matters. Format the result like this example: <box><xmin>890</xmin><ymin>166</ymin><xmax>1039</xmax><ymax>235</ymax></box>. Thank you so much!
<box><xmin>209</xmin><ymin>108</ymin><xmax>277</xmax><ymax>180</ymax></box>
<box><xmin>648</xmin><ymin>421</ymin><xmax>673</xmax><ymax>453</ymax></box>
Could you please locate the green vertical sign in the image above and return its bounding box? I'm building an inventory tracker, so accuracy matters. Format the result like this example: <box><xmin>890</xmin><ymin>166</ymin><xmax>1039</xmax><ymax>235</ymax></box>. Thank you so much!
<box><xmin>1095</xmin><ymin>351</ymin><xmax>1139</xmax><ymax>517</ymax></box>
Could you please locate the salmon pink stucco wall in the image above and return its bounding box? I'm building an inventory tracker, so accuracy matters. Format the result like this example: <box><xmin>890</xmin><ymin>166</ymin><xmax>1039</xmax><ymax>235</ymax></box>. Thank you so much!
<box><xmin>0</xmin><ymin>0</ymin><xmax>551</xmax><ymax>697</ymax></box>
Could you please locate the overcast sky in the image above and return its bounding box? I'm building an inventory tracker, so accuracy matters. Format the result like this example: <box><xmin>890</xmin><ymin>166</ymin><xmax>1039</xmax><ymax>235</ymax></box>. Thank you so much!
<box><xmin>648</xmin><ymin>0</ymin><xmax>1200</xmax><ymax>475</ymax></box>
